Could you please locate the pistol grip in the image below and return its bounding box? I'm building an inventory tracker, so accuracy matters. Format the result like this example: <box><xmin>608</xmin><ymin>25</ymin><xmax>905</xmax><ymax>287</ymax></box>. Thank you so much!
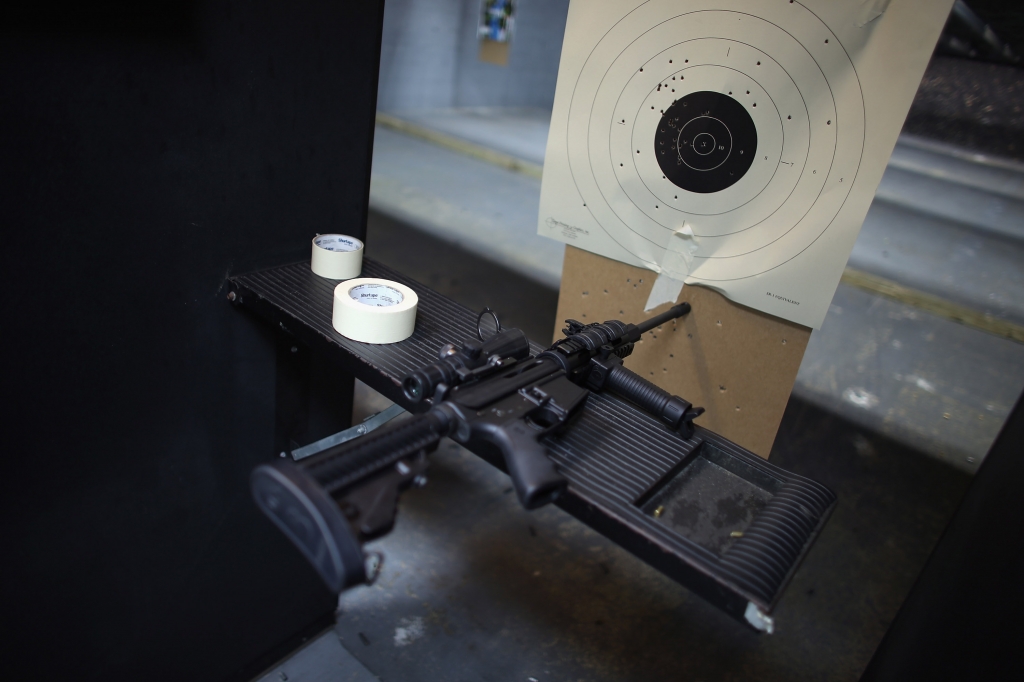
<box><xmin>480</xmin><ymin>420</ymin><xmax>566</xmax><ymax>510</ymax></box>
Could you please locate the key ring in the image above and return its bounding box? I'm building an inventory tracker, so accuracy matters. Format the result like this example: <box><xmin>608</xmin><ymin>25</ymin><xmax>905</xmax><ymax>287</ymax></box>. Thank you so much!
<box><xmin>476</xmin><ymin>308</ymin><xmax>502</xmax><ymax>341</ymax></box>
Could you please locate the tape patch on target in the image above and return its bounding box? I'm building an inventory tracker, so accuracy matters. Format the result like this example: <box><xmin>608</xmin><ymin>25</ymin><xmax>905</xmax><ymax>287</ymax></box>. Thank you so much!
<box><xmin>539</xmin><ymin>0</ymin><xmax>954</xmax><ymax>328</ymax></box>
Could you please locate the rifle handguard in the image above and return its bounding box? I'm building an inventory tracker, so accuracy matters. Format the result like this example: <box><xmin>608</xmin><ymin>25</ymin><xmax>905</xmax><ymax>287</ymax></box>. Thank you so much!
<box><xmin>605</xmin><ymin>364</ymin><xmax>704</xmax><ymax>438</ymax></box>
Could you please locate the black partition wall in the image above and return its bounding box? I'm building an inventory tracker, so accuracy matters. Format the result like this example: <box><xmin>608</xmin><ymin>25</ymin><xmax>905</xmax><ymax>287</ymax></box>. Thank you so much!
<box><xmin>0</xmin><ymin>2</ymin><xmax>384</xmax><ymax>679</ymax></box>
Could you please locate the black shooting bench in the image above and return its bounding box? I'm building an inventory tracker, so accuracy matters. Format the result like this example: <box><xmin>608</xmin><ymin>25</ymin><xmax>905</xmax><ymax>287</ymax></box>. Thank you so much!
<box><xmin>229</xmin><ymin>258</ymin><xmax>834</xmax><ymax>642</ymax></box>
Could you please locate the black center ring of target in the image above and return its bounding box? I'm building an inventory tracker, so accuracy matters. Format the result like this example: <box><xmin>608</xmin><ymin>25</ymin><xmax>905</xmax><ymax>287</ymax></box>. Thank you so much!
<box><xmin>654</xmin><ymin>91</ymin><xmax>757</xmax><ymax>194</ymax></box>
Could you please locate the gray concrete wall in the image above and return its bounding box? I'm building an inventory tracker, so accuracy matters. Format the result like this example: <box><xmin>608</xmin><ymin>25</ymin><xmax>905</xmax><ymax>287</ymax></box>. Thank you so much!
<box><xmin>377</xmin><ymin>0</ymin><xmax>465</xmax><ymax>112</ymax></box>
<box><xmin>453</xmin><ymin>0</ymin><xmax>569</xmax><ymax>109</ymax></box>
<box><xmin>377</xmin><ymin>0</ymin><xmax>569</xmax><ymax>112</ymax></box>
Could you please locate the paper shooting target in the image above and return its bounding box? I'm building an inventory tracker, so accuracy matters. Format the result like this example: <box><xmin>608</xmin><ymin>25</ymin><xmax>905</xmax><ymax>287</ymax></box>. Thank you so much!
<box><xmin>561</xmin><ymin>0</ymin><xmax>865</xmax><ymax>281</ymax></box>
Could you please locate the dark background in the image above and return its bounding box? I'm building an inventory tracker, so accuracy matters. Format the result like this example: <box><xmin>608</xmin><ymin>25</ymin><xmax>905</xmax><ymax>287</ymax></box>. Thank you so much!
<box><xmin>0</xmin><ymin>2</ymin><xmax>384</xmax><ymax>679</ymax></box>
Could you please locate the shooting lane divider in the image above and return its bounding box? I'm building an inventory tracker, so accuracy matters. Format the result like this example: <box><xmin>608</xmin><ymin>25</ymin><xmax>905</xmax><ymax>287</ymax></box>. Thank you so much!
<box><xmin>311</xmin><ymin>234</ymin><xmax>364</xmax><ymax>279</ymax></box>
<box><xmin>332</xmin><ymin>278</ymin><xmax>418</xmax><ymax>344</ymax></box>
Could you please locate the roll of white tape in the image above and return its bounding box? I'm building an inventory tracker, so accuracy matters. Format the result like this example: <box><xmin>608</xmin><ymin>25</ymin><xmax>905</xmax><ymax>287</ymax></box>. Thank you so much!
<box><xmin>310</xmin><ymin>234</ymin><xmax>363</xmax><ymax>280</ymax></box>
<box><xmin>332</xmin><ymin>278</ymin><xmax>418</xmax><ymax>344</ymax></box>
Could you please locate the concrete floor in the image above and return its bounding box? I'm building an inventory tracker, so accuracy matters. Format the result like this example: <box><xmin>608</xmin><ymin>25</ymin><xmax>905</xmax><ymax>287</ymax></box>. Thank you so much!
<box><xmin>393</xmin><ymin>107</ymin><xmax>550</xmax><ymax>167</ymax></box>
<box><xmin>253</xmin><ymin>212</ymin><xmax>974</xmax><ymax>682</ymax></box>
<box><xmin>369</xmin><ymin>124</ymin><xmax>562</xmax><ymax>290</ymax></box>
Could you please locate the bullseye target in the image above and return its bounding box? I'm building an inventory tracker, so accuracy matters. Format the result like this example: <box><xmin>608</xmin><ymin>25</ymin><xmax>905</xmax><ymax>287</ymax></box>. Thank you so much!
<box><xmin>654</xmin><ymin>91</ymin><xmax>758</xmax><ymax>193</ymax></box>
<box><xmin>560</xmin><ymin>0</ymin><xmax>865</xmax><ymax>280</ymax></box>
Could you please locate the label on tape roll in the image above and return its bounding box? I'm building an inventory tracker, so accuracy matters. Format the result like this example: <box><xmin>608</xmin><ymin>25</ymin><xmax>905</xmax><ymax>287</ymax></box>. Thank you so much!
<box><xmin>332</xmin><ymin>278</ymin><xmax>418</xmax><ymax>344</ymax></box>
<box><xmin>311</xmin><ymin>234</ymin><xmax>364</xmax><ymax>280</ymax></box>
<box><xmin>348</xmin><ymin>282</ymin><xmax>408</xmax><ymax>307</ymax></box>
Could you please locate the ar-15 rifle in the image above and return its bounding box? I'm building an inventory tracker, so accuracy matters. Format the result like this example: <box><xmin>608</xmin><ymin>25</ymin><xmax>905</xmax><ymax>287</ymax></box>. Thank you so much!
<box><xmin>251</xmin><ymin>304</ymin><xmax>704</xmax><ymax>593</ymax></box>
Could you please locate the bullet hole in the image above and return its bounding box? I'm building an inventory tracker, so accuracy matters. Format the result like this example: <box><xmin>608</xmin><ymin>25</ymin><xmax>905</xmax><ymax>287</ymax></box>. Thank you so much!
<box><xmin>827</xmin><ymin>120</ymin><xmax>831</xmax><ymax>125</ymax></box>
<box><xmin>787</xmin><ymin>115</ymin><xmax>792</xmax><ymax>119</ymax></box>
<box><xmin>756</xmin><ymin>61</ymin><xmax>761</xmax><ymax>65</ymax></box>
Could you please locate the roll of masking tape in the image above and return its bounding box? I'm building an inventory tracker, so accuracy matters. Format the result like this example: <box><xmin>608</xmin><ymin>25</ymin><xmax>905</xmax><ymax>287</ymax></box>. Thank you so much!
<box><xmin>332</xmin><ymin>278</ymin><xmax>418</xmax><ymax>344</ymax></box>
<box><xmin>310</xmin><ymin>234</ymin><xmax>363</xmax><ymax>280</ymax></box>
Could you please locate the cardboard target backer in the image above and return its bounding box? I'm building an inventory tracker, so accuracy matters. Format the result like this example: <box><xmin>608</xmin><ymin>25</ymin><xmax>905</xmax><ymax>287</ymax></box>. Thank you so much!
<box><xmin>540</xmin><ymin>0</ymin><xmax>954</xmax><ymax>328</ymax></box>
<box><xmin>555</xmin><ymin>245</ymin><xmax>813</xmax><ymax>457</ymax></box>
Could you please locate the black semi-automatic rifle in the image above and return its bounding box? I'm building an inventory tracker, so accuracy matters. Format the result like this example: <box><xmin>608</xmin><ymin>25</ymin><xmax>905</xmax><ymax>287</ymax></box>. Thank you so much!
<box><xmin>251</xmin><ymin>304</ymin><xmax>705</xmax><ymax>592</ymax></box>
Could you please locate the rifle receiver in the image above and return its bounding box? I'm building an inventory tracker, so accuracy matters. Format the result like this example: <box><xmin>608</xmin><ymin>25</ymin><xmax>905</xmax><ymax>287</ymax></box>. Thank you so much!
<box><xmin>403</xmin><ymin>326</ymin><xmax>531</xmax><ymax>403</ymax></box>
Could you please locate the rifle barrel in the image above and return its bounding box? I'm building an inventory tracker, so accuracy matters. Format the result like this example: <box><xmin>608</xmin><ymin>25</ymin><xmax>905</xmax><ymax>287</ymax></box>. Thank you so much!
<box><xmin>635</xmin><ymin>302</ymin><xmax>691</xmax><ymax>334</ymax></box>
